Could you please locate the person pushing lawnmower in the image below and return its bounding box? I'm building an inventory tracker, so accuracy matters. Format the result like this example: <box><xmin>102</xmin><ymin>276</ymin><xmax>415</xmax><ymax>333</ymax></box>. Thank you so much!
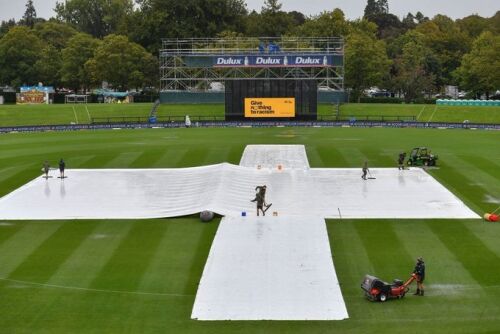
<box><xmin>361</xmin><ymin>257</ymin><xmax>426</xmax><ymax>302</ymax></box>
<box><xmin>413</xmin><ymin>257</ymin><xmax>425</xmax><ymax>296</ymax></box>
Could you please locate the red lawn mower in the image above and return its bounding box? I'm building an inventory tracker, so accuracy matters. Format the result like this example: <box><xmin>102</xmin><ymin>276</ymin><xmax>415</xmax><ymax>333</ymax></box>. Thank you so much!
<box><xmin>361</xmin><ymin>273</ymin><xmax>418</xmax><ymax>302</ymax></box>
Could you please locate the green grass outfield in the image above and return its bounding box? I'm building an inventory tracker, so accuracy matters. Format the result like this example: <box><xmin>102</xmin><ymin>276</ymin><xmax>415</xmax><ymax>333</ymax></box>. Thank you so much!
<box><xmin>0</xmin><ymin>127</ymin><xmax>499</xmax><ymax>333</ymax></box>
<box><xmin>1</xmin><ymin>103</ymin><xmax>500</xmax><ymax>126</ymax></box>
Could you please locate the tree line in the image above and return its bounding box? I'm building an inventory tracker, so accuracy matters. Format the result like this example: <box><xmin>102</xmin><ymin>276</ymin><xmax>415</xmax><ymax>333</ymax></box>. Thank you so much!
<box><xmin>0</xmin><ymin>0</ymin><xmax>498</xmax><ymax>100</ymax></box>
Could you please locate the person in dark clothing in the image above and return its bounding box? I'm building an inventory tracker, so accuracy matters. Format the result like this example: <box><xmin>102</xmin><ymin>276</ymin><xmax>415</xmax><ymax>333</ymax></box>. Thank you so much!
<box><xmin>361</xmin><ymin>161</ymin><xmax>369</xmax><ymax>180</ymax></box>
<box><xmin>59</xmin><ymin>158</ymin><xmax>66</xmax><ymax>178</ymax></box>
<box><xmin>43</xmin><ymin>160</ymin><xmax>50</xmax><ymax>178</ymax></box>
<box><xmin>251</xmin><ymin>185</ymin><xmax>270</xmax><ymax>216</ymax></box>
<box><xmin>251</xmin><ymin>191</ymin><xmax>266</xmax><ymax>216</ymax></box>
<box><xmin>398</xmin><ymin>152</ymin><xmax>406</xmax><ymax>170</ymax></box>
<box><xmin>413</xmin><ymin>257</ymin><xmax>425</xmax><ymax>296</ymax></box>
<box><xmin>255</xmin><ymin>185</ymin><xmax>267</xmax><ymax>202</ymax></box>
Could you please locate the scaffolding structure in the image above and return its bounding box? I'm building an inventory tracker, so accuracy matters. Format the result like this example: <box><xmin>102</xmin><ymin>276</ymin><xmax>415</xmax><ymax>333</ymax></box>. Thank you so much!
<box><xmin>159</xmin><ymin>37</ymin><xmax>344</xmax><ymax>92</ymax></box>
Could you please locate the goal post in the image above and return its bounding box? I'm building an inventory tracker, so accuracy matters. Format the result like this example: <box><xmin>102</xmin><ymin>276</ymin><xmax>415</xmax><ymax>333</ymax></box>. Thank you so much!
<box><xmin>65</xmin><ymin>94</ymin><xmax>89</xmax><ymax>104</ymax></box>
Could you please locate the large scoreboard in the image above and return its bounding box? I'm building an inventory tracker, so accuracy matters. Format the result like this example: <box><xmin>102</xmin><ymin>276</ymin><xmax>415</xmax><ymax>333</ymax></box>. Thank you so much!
<box><xmin>225</xmin><ymin>80</ymin><xmax>317</xmax><ymax>121</ymax></box>
<box><xmin>244</xmin><ymin>98</ymin><xmax>295</xmax><ymax>118</ymax></box>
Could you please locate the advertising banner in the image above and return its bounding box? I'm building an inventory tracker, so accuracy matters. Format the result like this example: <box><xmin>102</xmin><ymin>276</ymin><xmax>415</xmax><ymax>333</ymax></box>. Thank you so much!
<box><xmin>16</xmin><ymin>86</ymin><xmax>54</xmax><ymax>104</ymax></box>
<box><xmin>244</xmin><ymin>98</ymin><xmax>295</xmax><ymax>118</ymax></box>
<box><xmin>213</xmin><ymin>55</ymin><xmax>334</xmax><ymax>67</ymax></box>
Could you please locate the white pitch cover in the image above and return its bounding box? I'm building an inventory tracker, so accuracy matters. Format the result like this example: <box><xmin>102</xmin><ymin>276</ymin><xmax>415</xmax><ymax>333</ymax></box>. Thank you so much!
<box><xmin>191</xmin><ymin>216</ymin><xmax>348</xmax><ymax>320</ymax></box>
<box><xmin>0</xmin><ymin>165</ymin><xmax>479</xmax><ymax>220</ymax></box>
<box><xmin>239</xmin><ymin>144</ymin><xmax>310</xmax><ymax>169</ymax></box>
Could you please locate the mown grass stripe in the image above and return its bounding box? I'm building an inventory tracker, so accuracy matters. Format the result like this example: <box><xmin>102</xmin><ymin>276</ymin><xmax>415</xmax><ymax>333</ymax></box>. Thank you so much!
<box><xmin>0</xmin><ymin>167</ymin><xmax>40</xmax><ymax>197</ymax></box>
<box><xmin>182</xmin><ymin>218</ymin><xmax>220</xmax><ymax>295</ymax></box>
<box><xmin>8</xmin><ymin>221</ymin><xmax>98</xmax><ymax>282</ymax></box>
<box><xmin>353</xmin><ymin>220</ymin><xmax>413</xmax><ymax>279</ymax></box>
<box><xmin>463</xmin><ymin>220</ymin><xmax>500</xmax><ymax>264</ymax></box>
<box><xmin>429</xmin><ymin>160</ymin><xmax>492</xmax><ymax>214</ymax></box>
<box><xmin>443</xmin><ymin>154</ymin><xmax>500</xmax><ymax>201</ymax></box>
<box><xmin>47</xmin><ymin>221</ymin><xmax>135</xmax><ymax>288</ymax></box>
<box><xmin>79</xmin><ymin>153</ymin><xmax>123</xmax><ymax>168</ymax></box>
<box><xmin>0</xmin><ymin>222</ymin><xmax>24</xmax><ymax>246</ymax></box>
<box><xmin>337</xmin><ymin>147</ymin><xmax>369</xmax><ymax>167</ymax></box>
<box><xmin>458</xmin><ymin>154</ymin><xmax>500</xmax><ymax>183</ymax></box>
<box><xmin>327</xmin><ymin>220</ymin><xmax>375</xmax><ymax>294</ymax></box>
<box><xmin>129</xmin><ymin>150</ymin><xmax>167</xmax><ymax>168</ymax></box>
<box><xmin>139</xmin><ymin>218</ymin><xmax>219</xmax><ymax>295</ymax></box>
<box><xmin>90</xmin><ymin>221</ymin><xmax>167</xmax><ymax>291</ymax></box>
<box><xmin>177</xmin><ymin>147</ymin><xmax>210</xmax><ymax>167</ymax></box>
<box><xmin>151</xmin><ymin>147</ymin><xmax>189</xmax><ymax>168</ymax></box>
<box><xmin>316</xmin><ymin>144</ymin><xmax>349</xmax><ymax>167</ymax></box>
<box><xmin>426</xmin><ymin>220</ymin><xmax>500</xmax><ymax>287</ymax></box>
<box><xmin>202</xmin><ymin>146</ymin><xmax>233</xmax><ymax>165</ymax></box>
<box><xmin>359</xmin><ymin>147</ymin><xmax>394</xmax><ymax>167</ymax></box>
<box><xmin>304</xmin><ymin>145</ymin><xmax>322</xmax><ymax>167</ymax></box>
<box><xmin>0</xmin><ymin>150</ymin><xmax>75</xmax><ymax>166</ymax></box>
<box><xmin>136</xmin><ymin>221</ymin><xmax>173</xmax><ymax>293</ymax></box>
<box><xmin>102</xmin><ymin>151</ymin><xmax>143</xmax><ymax>168</ymax></box>
<box><xmin>0</xmin><ymin>163</ymin><xmax>38</xmax><ymax>183</ymax></box>
<box><xmin>227</xmin><ymin>144</ymin><xmax>245</xmax><ymax>164</ymax></box>
<box><xmin>391</xmin><ymin>220</ymin><xmax>481</xmax><ymax>286</ymax></box>
<box><xmin>64</xmin><ymin>155</ymin><xmax>101</xmax><ymax>169</ymax></box>
<box><xmin>0</xmin><ymin>222</ymin><xmax>63</xmax><ymax>278</ymax></box>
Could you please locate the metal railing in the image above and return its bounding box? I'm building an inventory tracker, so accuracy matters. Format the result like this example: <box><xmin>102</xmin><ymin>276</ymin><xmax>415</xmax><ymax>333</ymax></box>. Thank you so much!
<box><xmin>331</xmin><ymin>115</ymin><xmax>417</xmax><ymax>122</ymax></box>
<box><xmin>91</xmin><ymin>115</ymin><xmax>416</xmax><ymax>124</ymax></box>
<box><xmin>161</xmin><ymin>37</ymin><xmax>344</xmax><ymax>55</ymax></box>
<box><xmin>91</xmin><ymin>116</ymin><xmax>226</xmax><ymax>124</ymax></box>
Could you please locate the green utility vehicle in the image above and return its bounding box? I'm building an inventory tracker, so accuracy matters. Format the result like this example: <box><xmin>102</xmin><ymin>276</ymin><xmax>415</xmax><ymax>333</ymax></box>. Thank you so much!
<box><xmin>407</xmin><ymin>147</ymin><xmax>438</xmax><ymax>166</ymax></box>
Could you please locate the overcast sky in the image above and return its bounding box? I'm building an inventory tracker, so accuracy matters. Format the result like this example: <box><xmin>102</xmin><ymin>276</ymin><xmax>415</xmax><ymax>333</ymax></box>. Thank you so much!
<box><xmin>0</xmin><ymin>0</ymin><xmax>498</xmax><ymax>22</ymax></box>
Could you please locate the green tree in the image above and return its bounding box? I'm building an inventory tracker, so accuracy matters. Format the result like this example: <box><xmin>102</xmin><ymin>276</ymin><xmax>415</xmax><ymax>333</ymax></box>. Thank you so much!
<box><xmin>262</xmin><ymin>0</ymin><xmax>281</xmax><ymax>12</ymax></box>
<box><xmin>402</xmin><ymin>13</ymin><xmax>416</xmax><ymax>30</ymax></box>
<box><xmin>34</xmin><ymin>21</ymin><xmax>78</xmax><ymax>50</ymax></box>
<box><xmin>345</xmin><ymin>31</ymin><xmax>391</xmax><ymax>102</ymax></box>
<box><xmin>35</xmin><ymin>45</ymin><xmax>63</xmax><ymax>87</ymax></box>
<box><xmin>348</xmin><ymin>18</ymin><xmax>378</xmax><ymax>38</ymax></box>
<box><xmin>457</xmin><ymin>15</ymin><xmax>490</xmax><ymax>38</ymax></box>
<box><xmin>130</xmin><ymin>0</ymin><xmax>247</xmax><ymax>53</ymax></box>
<box><xmin>489</xmin><ymin>11</ymin><xmax>500</xmax><ymax>34</ymax></box>
<box><xmin>294</xmin><ymin>8</ymin><xmax>350</xmax><ymax>37</ymax></box>
<box><xmin>245</xmin><ymin>0</ymin><xmax>294</xmax><ymax>37</ymax></box>
<box><xmin>0</xmin><ymin>26</ymin><xmax>43</xmax><ymax>87</ymax></box>
<box><xmin>456</xmin><ymin>31</ymin><xmax>500</xmax><ymax>99</ymax></box>
<box><xmin>21</xmin><ymin>0</ymin><xmax>37</xmax><ymax>28</ymax></box>
<box><xmin>86</xmin><ymin>34</ymin><xmax>157</xmax><ymax>90</ymax></box>
<box><xmin>391</xmin><ymin>32</ymin><xmax>436</xmax><ymax>102</ymax></box>
<box><xmin>364</xmin><ymin>0</ymin><xmax>388</xmax><ymax>19</ymax></box>
<box><xmin>415</xmin><ymin>12</ymin><xmax>429</xmax><ymax>24</ymax></box>
<box><xmin>363</xmin><ymin>0</ymin><xmax>403</xmax><ymax>39</ymax></box>
<box><xmin>55</xmin><ymin>0</ymin><xmax>134</xmax><ymax>38</ymax></box>
<box><xmin>61</xmin><ymin>33</ymin><xmax>100</xmax><ymax>91</ymax></box>
<box><xmin>416</xmin><ymin>16</ymin><xmax>471</xmax><ymax>86</ymax></box>
<box><xmin>288</xmin><ymin>11</ymin><xmax>306</xmax><ymax>26</ymax></box>
<box><xmin>0</xmin><ymin>19</ymin><xmax>17</xmax><ymax>39</ymax></box>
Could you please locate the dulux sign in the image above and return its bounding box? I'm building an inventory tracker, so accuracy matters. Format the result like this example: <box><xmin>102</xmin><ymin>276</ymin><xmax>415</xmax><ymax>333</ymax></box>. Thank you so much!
<box><xmin>290</xmin><ymin>56</ymin><xmax>328</xmax><ymax>66</ymax></box>
<box><xmin>213</xmin><ymin>55</ymin><xmax>332</xmax><ymax>67</ymax></box>
<box><xmin>214</xmin><ymin>56</ymin><xmax>246</xmax><ymax>66</ymax></box>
